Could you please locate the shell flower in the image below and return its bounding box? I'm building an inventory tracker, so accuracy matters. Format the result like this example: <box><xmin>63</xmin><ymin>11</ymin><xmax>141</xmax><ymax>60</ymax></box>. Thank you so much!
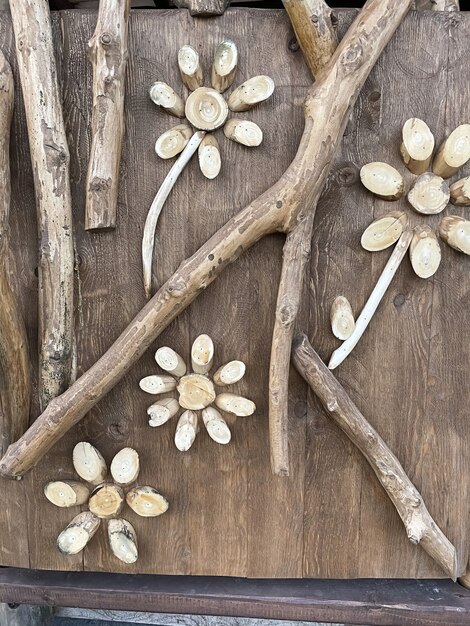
<box><xmin>139</xmin><ymin>334</ymin><xmax>256</xmax><ymax>452</ymax></box>
<box><xmin>44</xmin><ymin>443</ymin><xmax>169</xmax><ymax>564</ymax></box>
<box><xmin>360</xmin><ymin>119</ymin><xmax>470</xmax><ymax>277</ymax></box>
<box><xmin>142</xmin><ymin>40</ymin><xmax>275</xmax><ymax>298</ymax></box>
<box><xmin>150</xmin><ymin>40</ymin><xmax>275</xmax><ymax>175</ymax></box>
<box><xmin>329</xmin><ymin>119</ymin><xmax>470</xmax><ymax>370</ymax></box>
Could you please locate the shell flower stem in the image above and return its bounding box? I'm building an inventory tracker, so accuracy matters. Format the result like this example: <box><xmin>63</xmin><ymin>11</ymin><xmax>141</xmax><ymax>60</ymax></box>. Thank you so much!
<box><xmin>329</xmin><ymin>229</ymin><xmax>413</xmax><ymax>370</ymax></box>
<box><xmin>143</xmin><ymin>130</ymin><xmax>206</xmax><ymax>298</ymax></box>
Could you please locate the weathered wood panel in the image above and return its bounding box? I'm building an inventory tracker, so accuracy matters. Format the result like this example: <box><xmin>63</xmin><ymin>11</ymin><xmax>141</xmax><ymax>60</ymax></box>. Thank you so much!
<box><xmin>0</xmin><ymin>8</ymin><xmax>468</xmax><ymax>579</ymax></box>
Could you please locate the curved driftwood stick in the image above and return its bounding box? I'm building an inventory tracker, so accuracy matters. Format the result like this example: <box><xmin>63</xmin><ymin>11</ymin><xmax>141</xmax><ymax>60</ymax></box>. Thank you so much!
<box><xmin>0</xmin><ymin>51</ymin><xmax>31</xmax><ymax>455</ymax></box>
<box><xmin>328</xmin><ymin>229</ymin><xmax>413</xmax><ymax>370</ymax></box>
<box><xmin>292</xmin><ymin>333</ymin><xmax>458</xmax><ymax>580</ymax></box>
<box><xmin>9</xmin><ymin>0</ymin><xmax>74</xmax><ymax>410</ymax></box>
<box><xmin>0</xmin><ymin>0</ymin><xmax>414</xmax><ymax>479</ymax></box>
<box><xmin>85</xmin><ymin>0</ymin><xmax>131</xmax><ymax>231</ymax></box>
<box><xmin>143</xmin><ymin>131</ymin><xmax>205</xmax><ymax>298</ymax></box>
<box><xmin>270</xmin><ymin>0</ymin><xmax>337</xmax><ymax>476</ymax></box>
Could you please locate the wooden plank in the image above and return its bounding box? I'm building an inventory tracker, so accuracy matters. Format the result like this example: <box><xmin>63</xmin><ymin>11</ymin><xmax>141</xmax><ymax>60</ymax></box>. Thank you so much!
<box><xmin>423</xmin><ymin>9</ymin><xmax>470</xmax><ymax>578</ymax></box>
<box><xmin>0</xmin><ymin>17</ymin><xmax>37</xmax><ymax>572</ymax></box>
<box><xmin>355</xmin><ymin>9</ymin><xmax>451</xmax><ymax>578</ymax></box>
<box><xmin>0</xmin><ymin>603</ymin><xmax>54</xmax><ymax>626</ymax></box>
<box><xmin>305</xmin><ymin>9</ymin><xmax>459</xmax><ymax>578</ymax></box>
<box><xmin>305</xmin><ymin>9</ymin><xmax>366</xmax><ymax>579</ymax></box>
<box><xmin>56</xmin><ymin>607</ymin><xmax>341</xmax><ymax>625</ymax></box>
<box><xmin>2</xmin><ymin>570</ymin><xmax>470</xmax><ymax>626</ymax></box>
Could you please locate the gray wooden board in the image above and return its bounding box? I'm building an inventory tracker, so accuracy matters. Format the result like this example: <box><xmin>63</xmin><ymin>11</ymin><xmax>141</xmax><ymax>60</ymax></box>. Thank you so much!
<box><xmin>0</xmin><ymin>8</ymin><xmax>469</xmax><ymax>578</ymax></box>
<box><xmin>55</xmin><ymin>608</ymin><xmax>342</xmax><ymax>626</ymax></box>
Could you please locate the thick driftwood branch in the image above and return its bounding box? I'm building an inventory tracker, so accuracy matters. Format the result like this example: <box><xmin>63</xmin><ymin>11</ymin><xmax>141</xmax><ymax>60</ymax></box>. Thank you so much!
<box><xmin>170</xmin><ymin>0</ymin><xmax>230</xmax><ymax>16</ymax></box>
<box><xmin>0</xmin><ymin>51</ymin><xmax>31</xmax><ymax>456</ymax></box>
<box><xmin>0</xmin><ymin>0</ymin><xmax>413</xmax><ymax>478</ymax></box>
<box><xmin>270</xmin><ymin>0</ymin><xmax>337</xmax><ymax>476</ymax></box>
<box><xmin>9</xmin><ymin>0</ymin><xmax>74</xmax><ymax>410</ymax></box>
<box><xmin>85</xmin><ymin>0</ymin><xmax>131</xmax><ymax>231</ymax></box>
<box><xmin>282</xmin><ymin>0</ymin><xmax>337</xmax><ymax>78</ymax></box>
<box><xmin>292</xmin><ymin>333</ymin><xmax>458</xmax><ymax>580</ymax></box>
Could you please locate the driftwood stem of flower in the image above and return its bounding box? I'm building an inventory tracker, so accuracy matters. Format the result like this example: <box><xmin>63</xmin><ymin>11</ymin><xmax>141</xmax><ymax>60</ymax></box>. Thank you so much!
<box><xmin>0</xmin><ymin>0</ymin><xmax>414</xmax><ymax>479</ymax></box>
<box><xmin>328</xmin><ymin>230</ymin><xmax>413</xmax><ymax>370</ymax></box>
<box><xmin>0</xmin><ymin>51</ymin><xmax>31</xmax><ymax>455</ymax></box>
<box><xmin>143</xmin><ymin>131</ymin><xmax>205</xmax><ymax>298</ymax></box>
<box><xmin>269</xmin><ymin>0</ymin><xmax>337</xmax><ymax>476</ymax></box>
<box><xmin>85</xmin><ymin>0</ymin><xmax>131</xmax><ymax>231</ymax></box>
<box><xmin>9</xmin><ymin>0</ymin><xmax>74</xmax><ymax>411</ymax></box>
<box><xmin>292</xmin><ymin>333</ymin><xmax>458</xmax><ymax>580</ymax></box>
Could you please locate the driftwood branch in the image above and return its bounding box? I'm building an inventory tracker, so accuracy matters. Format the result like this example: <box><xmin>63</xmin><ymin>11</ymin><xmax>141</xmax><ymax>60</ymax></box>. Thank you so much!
<box><xmin>9</xmin><ymin>0</ymin><xmax>74</xmax><ymax>410</ymax></box>
<box><xmin>270</xmin><ymin>0</ymin><xmax>337</xmax><ymax>476</ymax></box>
<box><xmin>282</xmin><ymin>0</ymin><xmax>337</xmax><ymax>79</ymax></box>
<box><xmin>85</xmin><ymin>0</ymin><xmax>131</xmax><ymax>231</ymax></box>
<box><xmin>0</xmin><ymin>0</ymin><xmax>414</xmax><ymax>479</ymax></box>
<box><xmin>292</xmin><ymin>333</ymin><xmax>458</xmax><ymax>580</ymax></box>
<box><xmin>0</xmin><ymin>50</ymin><xmax>31</xmax><ymax>455</ymax></box>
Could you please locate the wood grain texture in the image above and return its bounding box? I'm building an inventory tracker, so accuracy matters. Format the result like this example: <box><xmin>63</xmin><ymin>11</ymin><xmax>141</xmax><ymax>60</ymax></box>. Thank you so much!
<box><xmin>56</xmin><ymin>607</ymin><xmax>342</xmax><ymax>626</ymax></box>
<box><xmin>0</xmin><ymin>8</ymin><xmax>469</xmax><ymax>579</ymax></box>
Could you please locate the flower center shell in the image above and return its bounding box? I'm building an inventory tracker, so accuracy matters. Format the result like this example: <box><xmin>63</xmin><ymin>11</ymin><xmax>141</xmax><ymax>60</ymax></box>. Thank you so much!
<box><xmin>177</xmin><ymin>374</ymin><xmax>216</xmax><ymax>410</ymax></box>
<box><xmin>185</xmin><ymin>87</ymin><xmax>228</xmax><ymax>131</ymax></box>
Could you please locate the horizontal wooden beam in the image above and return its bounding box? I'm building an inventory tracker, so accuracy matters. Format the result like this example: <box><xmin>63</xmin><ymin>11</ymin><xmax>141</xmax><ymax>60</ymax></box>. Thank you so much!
<box><xmin>1</xmin><ymin>569</ymin><xmax>470</xmax><ymax>625</ymax></box>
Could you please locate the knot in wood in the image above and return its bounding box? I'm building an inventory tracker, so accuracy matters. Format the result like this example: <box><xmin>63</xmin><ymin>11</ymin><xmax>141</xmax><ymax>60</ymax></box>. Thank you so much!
<box><xmin>278</xmin><ymin>301</ymin><xmax>296</xmax><ymax>327</ymax></box>
<box><xmin>337</xmin><ymin>164</ymin><xmax>358</xmax><ymax>187</ymax></box>
<box><xmin>100</xmin><ymin>33</ymin><xmax>112</xmax><ymax>46</ymax></box>
<box><xmin>288</xmin><ymin>36</ymin><xmax>300</xmax><ymax>53</ymax></box>
<box><xmin>340</xmin><ymin>41</ymin><xmax>364</xmax><ymax>73</ymax></box>
<box><xmin>167</xmin><ymin>276</ymin><xmax>187</xmax><ymax>297</ymax></box>
<box><xmin>393</xmin><ymin>293</ymin><xmax>406</xmax><ymax>309</ymax></box>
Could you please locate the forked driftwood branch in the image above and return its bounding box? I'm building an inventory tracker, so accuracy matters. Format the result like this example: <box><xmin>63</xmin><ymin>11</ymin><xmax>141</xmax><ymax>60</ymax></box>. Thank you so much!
<box><xmin>9</xmin><ymin>0</ymin><xmax>74</xmax><ymax>411</ymax></box>
<box><xmin>292</xmin><ymin>333</ymin><xmax>458</xmax><ymax>580</ymax></box>
<box><xmin>270</xmin><ymin>0</ymin><xmax>338</xmax><ymax>476</ymax></box>
<box><xmin>0</xmin><ymin>0</ymin><xmax>414</xmax><ymax>479</ymax></box>
<box><xmin>85</xmin><ymin>0</ymin><xmax>131</xmax><ymax>230</ymax></box>
<box><xmin>0</xmin><ymin>51</ymin><xmax>31</xmax><ymax>455</ymax></box>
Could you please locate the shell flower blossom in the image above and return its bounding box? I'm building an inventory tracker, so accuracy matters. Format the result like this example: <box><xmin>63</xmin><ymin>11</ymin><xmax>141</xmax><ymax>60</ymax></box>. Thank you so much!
<box><xmin>359</xmin><ymin>118</ymin><xmax>470</xmax><ymax>272</ymax></box>
<box><xmin>329</xmin><ymin>118</ymin><xmax>470</xmax><ymax>370</ymax></box>
<box><xmin>139</xmin><ymin>334</ymin><xmax>256</xmax><ymax>452</ymax></box>
<box><xmin>142</xmin><ymin>40</ymin><xmax>275</xmax><ymax>297</ymax></box>
<box><xmin>44</xmin><ymin>442</ymin><xmax>169</xmax><ymax>564</ymax></box>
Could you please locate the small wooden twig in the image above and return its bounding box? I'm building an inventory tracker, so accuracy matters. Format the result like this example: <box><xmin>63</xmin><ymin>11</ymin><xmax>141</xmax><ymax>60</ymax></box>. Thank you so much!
<box><xmin>328</xmin><ymin>230</ymin><xmax>413</xmax><ymax>370</ymax></box>
<box><xmin>85</xmin><ymin>0</ymin><xmax>131</xmax><ymax>231</ymax></box>
<box><xmin>292</xmin><ymin>333</ymin><xmax>458</xmax><ymax>580</ymax></box>
<box><xmin>142</xmin><ymin>131</ymin><xmax>205</xmax><ymax>298</ymax></box>
<box><xmin>281</xmin><ymin>0</ymin><xmax>337</xmax><ymax>78</ymax></box>
<box><xmin>0</xmin><ymin>50</ymin><xmax>31</xmax><ymax>455</ymax></box>
<box><xmin>269</xmin><ymin>0</ymin><xmax>337</xmax><ymax>476</ymax></box>
<box><xmin>0</xmin><ymin>0</ymin><xmax>414</xmax><ymax>478</ymax></box>
<box><xmin>9</xmin><ymin>0</ymin><xmax>74</xmax><ymax>410</ymax></box>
